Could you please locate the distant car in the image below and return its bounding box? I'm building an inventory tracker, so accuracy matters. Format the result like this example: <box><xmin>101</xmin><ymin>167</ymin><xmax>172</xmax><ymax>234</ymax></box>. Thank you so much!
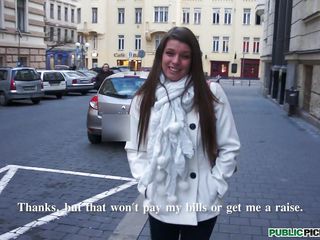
<box><xmin>60</xmin><ymin>70</ymin><xmax>94</xmax><ymax>95</ymax></box>
<box><xmin>37</xmin><ymin>70</ymin><xmax>66</xmax><ymax>99</ymax></box>
<box><xmin>110</xmin><ymin>66</ymin><xmax>130</xmax><ymax>73</ymax></box>
<box><xmin>86</xmin><ymin>71</ymin><xmax>148</xmax><ymax>144</ymax></box>
<box><xmin>0</xmin><ymin>67</ymin><xmax>43</xmax><ymax>105</ymax></box>
<box><xmin>77</xmin><ymin>69</ymin><xmax>97</xmax><ymax>86</ymax></box>
<box><xmin>54</xmin><ymin>65</ymin><xmax>70</xmax><ymax>70</ymax></box>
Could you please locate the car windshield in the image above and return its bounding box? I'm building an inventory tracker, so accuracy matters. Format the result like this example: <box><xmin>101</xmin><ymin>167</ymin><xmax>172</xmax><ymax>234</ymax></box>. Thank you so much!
<box><xmin>99</xmin><ymin>77</ymin><xmax>145</xmax><ymax>98</ymax></box>
<box><xmin>43</xmin><ymin>72</ymin><xmax>64</xmax><ymax>81</ymax></box>
<box><xmin>13</xmin><ymin>69</ymin><xmax>40</xmax><ymax>81</ymax></box>
<box><xmin>64</xmin><ymin>71</ymin><xmax>85</xmax><ymax>78</ymax></box>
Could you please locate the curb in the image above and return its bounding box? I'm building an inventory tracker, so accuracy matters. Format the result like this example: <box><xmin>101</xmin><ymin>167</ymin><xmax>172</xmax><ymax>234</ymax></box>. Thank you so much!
<box><xmin>108</xmin><ymin>194</ymin><xmax>148</xmax><ymax>240</ymax></box>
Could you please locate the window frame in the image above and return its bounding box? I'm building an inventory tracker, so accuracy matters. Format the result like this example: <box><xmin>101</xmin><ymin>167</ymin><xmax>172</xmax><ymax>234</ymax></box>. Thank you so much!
<box><xmin>194</xmin><ymin>8</ymin><xmax>201</xmax><ymax>25</ymax></box>
<box><xmin>213</xmin><ymin>36</ymin><xmax>219</xmax><ymax>52</ymax></box>
<box><xmin>182</xmin><ymin>8</ymin><xmax>190</xmax><ymax>24</ymax></box>
<box><xmin>154</xmin><ymin>6</ymin><xmax>168</xmax><ymax>23</ymax></box>
<box><xmin>118</xmin><ymin>8</ymin><xmax>125</xmax><ymax>24</ymax></box>
<box><xmin>135</xmin><ymin>8</ymin><xmax>142</xmax><ymax>24</ymax></box>
<box><xmin>212</xmin><ymin>8</ymin><xmax>220</xmax><ymax>24</ymax></box>
<box><xmin>118</xmin><ymin>35</ymin><xmax>125</xmax><ymax>51</ymax></box>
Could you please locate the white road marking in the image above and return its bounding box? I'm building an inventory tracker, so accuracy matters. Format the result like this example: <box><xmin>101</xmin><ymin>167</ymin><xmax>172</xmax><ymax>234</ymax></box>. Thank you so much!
<box><xmin>7</xmin><ymin>164</ymin><xmax>135</xmax><ymax>181</ymax></box>
<box><xmin>0</xmin><ymin>165</ymin><xmax>138</xmax><ymax>239</ymax></box>
<box><xmin>0</xmin><ymin>166</ymin><xmax>18</xmax><ymax>195</ymax></box>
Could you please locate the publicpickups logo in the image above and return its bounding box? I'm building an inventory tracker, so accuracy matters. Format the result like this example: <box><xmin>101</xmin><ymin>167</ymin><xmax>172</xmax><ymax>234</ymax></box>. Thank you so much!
<box><xmin>268</xmin><ymin>228</ymin><xmax>320</xmax><ymax>238</ymax></box>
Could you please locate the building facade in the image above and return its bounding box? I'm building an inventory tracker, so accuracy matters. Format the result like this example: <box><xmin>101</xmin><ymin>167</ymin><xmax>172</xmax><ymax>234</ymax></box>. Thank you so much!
<box><xmin>261</xmin><ymin>0</ymin><xmax>320</xmax><ymax>126</ymax></box>
<box><xmin>44</xmin><ymin>0</ymin><xmax>79</xmax><ymax>69</ymax></box>
<box><xmin>0</xmin><ymin>0</ymin><xmax>46</xmax><ymax>68</ymax></box>
<box><xmin>77</xmin><ymin>0</ymin><xmax>263</xmax><ymax>78</ymax></box>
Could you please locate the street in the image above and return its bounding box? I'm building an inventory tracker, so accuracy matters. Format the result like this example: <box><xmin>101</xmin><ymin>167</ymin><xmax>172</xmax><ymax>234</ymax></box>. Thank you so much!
<box><xmin>1</xmin><ymin>82</ymin><xmax>320</xmax><ymax>240</ymax></box>
<box><xmin>0</xmin><ymin>93</ymin><xmax>139</xmax><ymax>239</ymax></box>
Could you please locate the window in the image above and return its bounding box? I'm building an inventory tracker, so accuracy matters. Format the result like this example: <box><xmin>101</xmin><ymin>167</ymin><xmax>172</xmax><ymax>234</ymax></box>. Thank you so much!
<box><xmin>135</xmin><ymin>8</ymin><xmax>142</xmax><ymax>24</ymax></box>
<box><xmin>224</xmin><ymin>8</ymin><xmax>232</xmax><ymax>24</ymax></box>
<box><xmin>154</xmin><ymin>7</ymin><xmax>168</xmax><ymax>23</ymax></box>
<box><xmin>194</xmin><ymin>8</ymin><xmax>201</xmax><ymax>24</ymax></box>
<box><xmin>50</xmin><ymin>3</ymin><xmax>54</xmax><ymax>19</ymax></box>
<box><xmin>71</xmin><ymin>9</ymin><xmax>75</xmax><ymax>23</ymax></box>
<box><xmin>77</xmin><ymin>8</ymin><xmax>81</xmax><ymax>24</ymax></box>
<box><xmin>93</xmin><ymin>35</ymin><xmax>97</xmax><ymax>49</ymax></box>
<box><xmin>135</xmin><ymin>35</ymin><xmax>141</xmax><ymax>50</ymax></box>
<box><xmin>57</xmin><ymin>28</ymin><xmax>61</xmax><ymax>42</ymax></box>
<box><xmin>255</xmin><ymin>12</ymin><xmax>261</xmax><ymax>25</ymax></box>
<box><xmin>182</xmin><ymin>8</ymin><xmax>190</xmax><ymax>24</ymax></box>
<box><xmin>212</xmin><ymin>8</ymin><xmax>220</xmax><ymax>24</ymax></box>
<box><xmin>64</xmin><ymin>7</ymin><xmax>68</xmax><ymax>21</ymax></box>
<box><xmin>92</xmin><ymin>8</ymin><xmax>97</xmax><ymax>23</ymax></box>
<box><xmin>155</xmin><ymin>34</ymin><xmax>162</xmax><ymax>49</ymax></box>
<box><xmin>17</xmin><ymin>0</ymin><xmax>26</xmax><ymax>32</ymax></box>
<box><xmin>213</xmin><ymin>37</ymin><xmax>219</xmax><ymax>52</ymax></box>
<box><xmin>253</xmin><ymin>38</ymin><xmax>260</xmax><ymax>53</ymax></box>
<box><xmin>64</xmin><ymin>29</ymin><xmax>68</xmax><ymax>41</ymax></box>
<box><xmin>222</xmin><ymin>37</ymin><xmax>229</xmax><ymax>53</ymax></box>
<box><xmin>243</xmin><ymin>37</ymin><xmax>249</xmax><ymax>53</ymax></box>
<box><xmin>50</xmin><ymin>27</ymin><xmax>54</xmax><ymax>41</ymax></box>
<box><xmin>71</xmin><ymin>30</ymin><xmax>74</xmax><ymax>42</ymax></box>
<box><xmin>57</xmin><ymin>5</ymin><xmax>61</xmax><ymax>20</ymax></box>
<box><xmin>118</xmin><ymin>8</ymin><xmax>125</xmax><ymax>24</ymax></box>
<box><xmin>118</xmin><ymin>35</ymin><xmax>124</xmax><ymax>50</ymax></box>
<box><xmin>243</xmin><ymin>9</ymin><xmax>251</xmax><ymax>25</ymax></box>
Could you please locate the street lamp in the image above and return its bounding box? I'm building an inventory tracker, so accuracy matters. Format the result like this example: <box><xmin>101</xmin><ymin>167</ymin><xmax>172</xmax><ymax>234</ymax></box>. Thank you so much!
<box><xmin>75</xmin><ymin>42</ymin><xmax>90</xmax><ymax>69</ymax></box>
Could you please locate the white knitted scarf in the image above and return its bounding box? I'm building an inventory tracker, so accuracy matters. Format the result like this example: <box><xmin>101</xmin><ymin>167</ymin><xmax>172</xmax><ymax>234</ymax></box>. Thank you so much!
<box><xmin>139</xmin><ymin>73</ymin><xmax>195</xmax><ymax>204</ymax></box>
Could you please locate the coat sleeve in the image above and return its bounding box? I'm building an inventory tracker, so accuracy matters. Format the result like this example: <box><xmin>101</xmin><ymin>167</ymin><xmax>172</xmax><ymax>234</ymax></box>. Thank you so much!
<box><xmin>210</xmin><ymin>82</ymin><xmax>241</xmax><ymax>198</ymax></box>
<box><xmin>124</xmin><ymin>96</ymin><xmax>148</xmax><ymax>194</ymax></box>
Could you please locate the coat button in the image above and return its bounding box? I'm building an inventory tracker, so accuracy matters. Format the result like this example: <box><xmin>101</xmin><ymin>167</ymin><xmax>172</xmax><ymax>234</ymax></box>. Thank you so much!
<box><xmin>189</xmin><ymin>123</ymin><xmax>196</xmax><ymax>130</ymax></box>
<box><xmin>190</xmin><ymin>172</ymin><xmax>196</xmax><ymax>179</ymax></box>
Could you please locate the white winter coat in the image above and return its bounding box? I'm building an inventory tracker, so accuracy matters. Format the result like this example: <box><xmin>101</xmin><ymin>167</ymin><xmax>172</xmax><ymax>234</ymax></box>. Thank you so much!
<box><xmin>125</xmin><ymin>82</ymin><xmax>240</xmax><ymax>226</ymax></box>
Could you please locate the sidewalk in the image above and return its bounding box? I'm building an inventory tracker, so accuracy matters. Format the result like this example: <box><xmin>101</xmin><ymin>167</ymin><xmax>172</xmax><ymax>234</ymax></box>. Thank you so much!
<box><xmin>110</xmin><ymin>81</ymin><xmax>320</xmax><ymax>240</ymax></box>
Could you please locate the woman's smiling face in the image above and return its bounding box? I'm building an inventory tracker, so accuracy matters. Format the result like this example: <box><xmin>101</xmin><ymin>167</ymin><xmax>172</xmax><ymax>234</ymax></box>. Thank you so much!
<box><xmin>161</xmin><ymin>39</ymin><xmax>192</xmax><ymax>81</ymax></box>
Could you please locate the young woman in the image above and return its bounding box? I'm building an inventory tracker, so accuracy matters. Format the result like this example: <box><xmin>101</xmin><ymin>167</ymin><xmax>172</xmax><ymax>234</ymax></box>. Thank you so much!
<box><xmin>125</xmin><ymin>27</ymin><xmax>240</xmax><ymax>240</ymax></box>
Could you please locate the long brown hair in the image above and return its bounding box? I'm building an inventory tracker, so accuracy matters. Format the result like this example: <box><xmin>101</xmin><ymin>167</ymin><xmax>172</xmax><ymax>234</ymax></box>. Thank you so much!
<box><xmin>136</xmin><ymin>27</ymin><xmax>218</xmax><ymax>166</ymax></box>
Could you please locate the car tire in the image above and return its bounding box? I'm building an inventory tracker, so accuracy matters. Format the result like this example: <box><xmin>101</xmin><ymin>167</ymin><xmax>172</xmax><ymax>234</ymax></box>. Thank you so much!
<box><xmin>88</xmin><ymin>132</ymin><xmax>102</xmax><ymax>144</ymax></box>
<box><xmin>31</xmin><ymin>98</ymin><xmax>41</xmax><ymax>104</ymax></box>
<box><xmin>56</xmin><ymin>94</ymin><xmax>63</xmax><ymax>99</ymax></box>
<box><xmin>0</xmin><ymin>92</ymin><xmax>10</xmax><ymax>106</ymax></box>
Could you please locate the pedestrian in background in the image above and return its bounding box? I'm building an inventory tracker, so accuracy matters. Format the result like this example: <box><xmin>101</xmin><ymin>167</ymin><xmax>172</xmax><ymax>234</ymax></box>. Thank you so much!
<box><xmin>125</xmin><ymin>27</ymin><xmax>240</xmax><ymax>240</ymax></box>
<box><xmin>94</xmin><ymin>63</ymin><xmax>113</xmax><ymax>90</ymax></box>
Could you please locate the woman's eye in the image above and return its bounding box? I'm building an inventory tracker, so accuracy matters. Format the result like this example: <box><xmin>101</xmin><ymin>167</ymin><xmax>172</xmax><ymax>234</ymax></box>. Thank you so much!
<box><xmin>166</xmin><ymin>51</ymin><xmax>174</xmax><ymax>56</ymax></box>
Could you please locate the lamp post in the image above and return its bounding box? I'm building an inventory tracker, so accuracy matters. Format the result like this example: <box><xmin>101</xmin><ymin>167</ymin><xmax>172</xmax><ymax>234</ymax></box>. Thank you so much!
<box><xmin>75</xmin><ymin>42</ymin><xmax>90</xmax><ymax>69</ymax></box>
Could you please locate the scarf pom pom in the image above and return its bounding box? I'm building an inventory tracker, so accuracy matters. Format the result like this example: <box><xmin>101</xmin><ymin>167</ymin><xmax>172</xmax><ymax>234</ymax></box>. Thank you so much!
<box><xmin>167</xmin><ymin>195</ymin><xmax>178</xmax><ymax>204</ymax></box>
<box><xmin>157</xmin><ymin>155</ymin><xmax>169</xmax><ymax>168</ymax></box>
<box><xmin>168</xmin><ymin>122</ymin><xmax>182</xmax><ymax>134</ymax></box>
<box><xmin>178</xmin><ymin>180</ymin><xmax>189</xmax><ymax>191</ymax></box>
<box><xmin>155</xmin><ymin>170</ymin><xmax>166</xmax><ymax>182</ymax></box>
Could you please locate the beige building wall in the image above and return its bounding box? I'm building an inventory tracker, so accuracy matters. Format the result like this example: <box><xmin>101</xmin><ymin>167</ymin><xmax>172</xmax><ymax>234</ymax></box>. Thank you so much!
<box><xmin>79</xmin><ymin>0</ymin><xmax>263</xmax><ymax>78</ymax></box>
<box><xmin>0</xmin><ymin>0</ymin><xmax>46</xmax><ymax>68</ymax></box>
<box><xmin>286</xmin><ymin>0</ymin><xmax>320</xmax><ymax>124</ymax></box>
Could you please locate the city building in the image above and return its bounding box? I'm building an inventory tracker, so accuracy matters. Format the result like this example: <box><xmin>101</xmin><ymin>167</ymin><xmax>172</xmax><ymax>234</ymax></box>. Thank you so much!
<box><xmin>0</xmin><ymin>0</ymin><xmax>46</xmax><ymax>68</ymax></box>
<box><xmin>77</xmin><ymin>0</ymin><xmax>263</xmax><ymax>78</ymax></box>
<box><xmin>260</xmin><ymin>0</ymin><xmax>320</xmax><ymax>126</ymax></box>
<box><xmin>44</xmin><ymin>0</ymin><xmax>79</xmax><ymax>69</ymax></box>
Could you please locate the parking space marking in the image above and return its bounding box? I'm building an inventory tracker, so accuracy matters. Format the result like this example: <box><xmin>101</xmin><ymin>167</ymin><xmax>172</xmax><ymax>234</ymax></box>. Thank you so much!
<box><xmin>0</xmin><ymin>166</ymin><xmax>18</xmax><ymax>195</ymax></box>
<box><xmin>0</xmin><ymin>165</ymin><xmax>137</xmax><ymax>240</ymax></box>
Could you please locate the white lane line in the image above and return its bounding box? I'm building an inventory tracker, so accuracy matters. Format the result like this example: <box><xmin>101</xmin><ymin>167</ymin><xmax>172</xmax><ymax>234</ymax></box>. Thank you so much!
<box><xmin>0</xmin><ymin>166</ymin><xmax>18</xmax><ymax>195</ymax></box>
<box><xmin>7</xmin><ymin>165</ymin><xmax>136</xmax><ymax>182</ymax></box>
<box><xmin>0</xmin><ymin>165</ymin><xmax>11</xmax><ymax>174</ymax></box>
<box><xmin>0</xmin><ymin>180</ymin><xmax>137</xmax><ymax>240</ymax></box>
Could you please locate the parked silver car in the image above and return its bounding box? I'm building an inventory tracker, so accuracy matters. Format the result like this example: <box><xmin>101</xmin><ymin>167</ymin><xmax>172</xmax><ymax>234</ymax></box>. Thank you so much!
<box><xmin>60</xmin><ymin>70</ymin><xmax>94</xmax><ymax>95</ymax></box>
<box><xmin>37</xmin><ymin>70</ymin><xmax>66</xmax><ymax>99</ymax></box>
<box><xmin>0</xmin><ymin>67</ymin><xmax>43</xmax><ymax>105</ymax></box>
<box><xmin>86</xmin><ymin>71</ymin><xmax>148</xmax><ymax>144</ymax></box>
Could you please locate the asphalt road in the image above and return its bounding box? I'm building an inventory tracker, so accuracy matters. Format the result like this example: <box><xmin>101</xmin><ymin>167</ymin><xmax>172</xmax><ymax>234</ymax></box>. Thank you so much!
<box><xmin>0</xmin><ymin>93</ymin><xmax>139</xmax><ymax>239</ymax></box>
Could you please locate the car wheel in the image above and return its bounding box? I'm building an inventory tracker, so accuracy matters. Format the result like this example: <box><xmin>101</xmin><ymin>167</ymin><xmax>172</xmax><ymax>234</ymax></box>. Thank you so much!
<box><xmin>31</xmin><ymin>98</ymin><xmax>41</xmax><ymax>104</ymax></box>
<box><xmin>56</xmin><ymin>94</ymin><xmax>63</xmax><ymax>99</ymax></box>
<box><xmin>88</xmin><ymin>132</ymin><xmax>102</xmax><ymax>144</ymax></box>
<box><xmin>0</xmin><ymin>92</ymin><xmax>10</xmax><ymax>106</ymax></box>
